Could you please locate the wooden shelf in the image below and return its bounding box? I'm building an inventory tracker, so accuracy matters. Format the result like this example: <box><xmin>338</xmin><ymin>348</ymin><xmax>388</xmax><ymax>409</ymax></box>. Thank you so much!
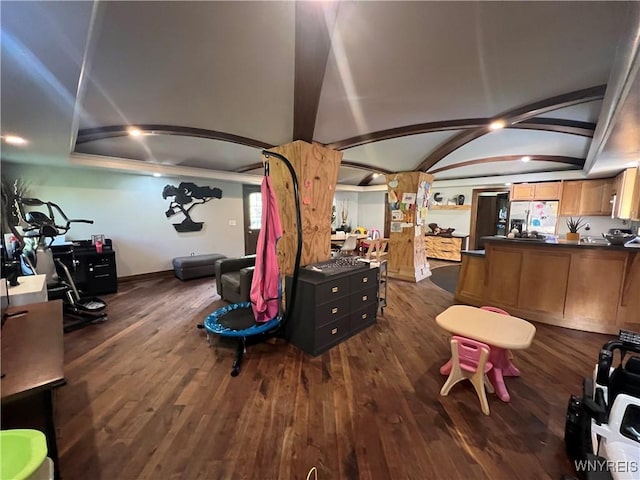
<box><xmin>430</xmin><ymin>204</ymin><xmax>471</xmax><ymax>211</ymax></box>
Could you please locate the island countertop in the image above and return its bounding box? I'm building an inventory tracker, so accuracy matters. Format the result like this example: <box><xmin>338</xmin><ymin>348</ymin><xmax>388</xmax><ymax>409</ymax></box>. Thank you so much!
<box><xmin>455</xmin><ymin>237</ymin><xmax>640</xmax><ymax>334</ymax></box>
<box><xmin>479</xmin><ymin>235</ymin><xmax>640</xmax><ymax>251</ymax></box>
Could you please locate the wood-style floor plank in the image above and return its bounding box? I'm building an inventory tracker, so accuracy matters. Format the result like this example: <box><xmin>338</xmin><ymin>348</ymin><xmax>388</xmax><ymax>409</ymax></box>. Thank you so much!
<box><xmin>54</xmin><ymin>267</ymin><xmax>612</xmax><ymax>479</ymax></box>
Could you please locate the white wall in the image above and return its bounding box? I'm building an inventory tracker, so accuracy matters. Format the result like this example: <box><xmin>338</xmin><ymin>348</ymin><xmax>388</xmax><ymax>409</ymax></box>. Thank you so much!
<box><xmin>356</xmin><ymin>191</ymin><xmax>386</xmax><ymax>233</ymax></box>
<box><xmin>424</xmin><ymin>185</ymin><xmax>475</xmax><ymax>235</ymax></box>
<box><xmin>3</xmin><ymin>163</ymin><xmax>246</xmax><ymax>277</ymax></box>
<box><xmin>333</xmin><ymin>191</ymin><xmax>358</xmax><ymax>230</ymax></box>
<box><xmin>557</xmin><ymin>215</ymin><xmax>631</xmax><ymax>237</ymax></box>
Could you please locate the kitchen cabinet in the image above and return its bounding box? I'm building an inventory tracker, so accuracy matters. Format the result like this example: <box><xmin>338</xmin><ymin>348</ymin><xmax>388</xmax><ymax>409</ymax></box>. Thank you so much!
<box><xmin>425</xmin><ymin>235</ymin><xmax>467</xmax><ymax>262</ymax></box>
<box><xmin>559</xmin><ymin>178</ymin><xmax>615</xmax><ymax>216</ymax></box>
<box><xmin>615</xmin><ymin>167</ymin><xmax>640</xmax><ymax>220</ymax></box>
<box><xmin>510</xmin><ymin>182</ymin><xmax>562</xmax><ymax>201</ymax></box>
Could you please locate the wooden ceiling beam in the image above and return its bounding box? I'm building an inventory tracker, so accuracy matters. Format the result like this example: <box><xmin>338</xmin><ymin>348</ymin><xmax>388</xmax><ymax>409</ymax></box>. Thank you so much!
<box><xmin>292</xmin><ymin>1</ymin><xmax>339</xmax><ymax>143</ymax></box>
<box><xmin>75</xmin><ymin>124</ymin><xmax>272</xmax><ymax>149</ymax></box>
<box><xmin>428</xmin><ymin>155</ymin><xmax>584</xmax><ymax>175</ymax></box>
<box><xmin>414</xmin><ymin>84</ymin><xmax>606</xmax><ymax>173</ymax></box>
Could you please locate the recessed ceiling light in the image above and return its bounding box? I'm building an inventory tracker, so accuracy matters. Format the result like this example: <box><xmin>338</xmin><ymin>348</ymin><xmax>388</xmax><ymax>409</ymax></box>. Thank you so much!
<box><xmin>128</xmin><ymin>128</ymin><xmax>142</xmax><ymax>137</ymax></box>
<box><xmin>505</xmin><ymin>183</ymin><xmax>512</xmax><ymax>186</ymax></box>
<box><xmin>489</xmin><ymin>120</ymin><xmax>506</xmax><ymax>130</ymax></box>
<box><xmin>372</xmin><ymin>173</ymin><xmax>380</xmax><ymax>178</ymax></box>
<box><xmin>521</xmin><ymin>156</ymin><xmax>531</xmax><ymax>162</ymax></box>
<box><xmin>153</xmin><ymin>172</ymin><xmax>162</xmax><ymax>177</ymax></box>
<box><xmin>3</xmin><ymin>135</ymin><xmax>27</xmax><ymax>145</ymax></box>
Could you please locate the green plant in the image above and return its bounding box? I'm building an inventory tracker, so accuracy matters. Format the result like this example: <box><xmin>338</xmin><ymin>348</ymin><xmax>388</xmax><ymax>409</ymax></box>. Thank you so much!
<box><xmin>566</xmin><ymin>216</ymin><xmax>585</xmax><ymax>233</ymax></box>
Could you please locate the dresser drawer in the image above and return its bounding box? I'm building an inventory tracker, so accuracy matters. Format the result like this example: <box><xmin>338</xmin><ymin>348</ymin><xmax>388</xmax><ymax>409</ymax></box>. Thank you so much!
<box><xmin>314</xmin><ymin>276</ymin><xmax>351</xmax><ymax>304</ymax></box>
<box><xmin>314</xmin><ymin>315</ymin><xmax>350</xmax><ymax>353</ymax></box>
<box><xmin>350</xmin><ymin>268</ymin><xmax>377</xmax><ymax>292</ymax></box>
<box><xmin>350</xmin><ymin>285</ymin><xmax>378</xmax><ymax>311</ymax></box>
<box><xmin>315</xmin><ymin>295</ymin><xmax>351</xmax><ymax>328</ymax></box>
<box><xmin>350</xmin><ymin>302</ymin><xmax>377</xmax><ymax>332</ymax></box>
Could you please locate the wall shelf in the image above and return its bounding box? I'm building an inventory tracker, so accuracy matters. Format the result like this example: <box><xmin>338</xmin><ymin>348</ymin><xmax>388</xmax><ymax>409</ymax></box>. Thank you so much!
<box><xmin>430</xmin><ymin>205</ymin><xmax>471</xmax><ymax>211</ymax></box>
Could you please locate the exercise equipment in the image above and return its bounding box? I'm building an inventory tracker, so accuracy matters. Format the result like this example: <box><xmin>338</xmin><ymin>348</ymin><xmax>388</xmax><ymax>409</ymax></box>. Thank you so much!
<box><xmin>564</xmin><ymin>329</ymin><xmax>640</xmax><ymax>480</ymax></box>
<box><xmin>15</xmin><ymin>196</ymin><xmax>108</xmax><ymax>332</ymax></box>
<box><xmin>198</xmin><ymin>150</ymin><xmax>302</xmax><ymax>376</ymax></box>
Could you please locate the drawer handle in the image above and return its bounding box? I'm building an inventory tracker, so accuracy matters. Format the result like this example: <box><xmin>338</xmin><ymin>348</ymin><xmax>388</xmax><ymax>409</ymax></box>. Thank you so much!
<box><xmin>362</xmin><ymin>295</ymin><xmax>367</xmax><ymax>301</ymax></box>
<box><xmin>331</xmin><ymin>307</ymin><xmax>338</xmax><ymax>314</ymax></box>
<box><xmin>331</xmin><ymin>328</ymin><xmax>338</xmax><ymax>335</ymax></box>
<box><xmin>361</xmin><ymin>313</ymin><xmax>367</xmax><ymax>320</ymax></box>
<box><xmin>331</xmin><ymin>286</ymin><xmax>339</xmax><ymax>293</ymax></box>
<box><xmin>362</xmin><ymin>277</ymin><xmax>368</xmax><ymax>283</ymax></box>
<box><xmin>95</xmin><ymin>274</ymin><xmax>111</xmax><ymax>278</ymax></box>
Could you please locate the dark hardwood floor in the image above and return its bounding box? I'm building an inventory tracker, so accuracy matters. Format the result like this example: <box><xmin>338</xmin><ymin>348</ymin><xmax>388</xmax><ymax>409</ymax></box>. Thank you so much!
<box><xmin>56</xmin><ymin>268</ymin><xmax>612</xmax><ymax>479</ymax></box>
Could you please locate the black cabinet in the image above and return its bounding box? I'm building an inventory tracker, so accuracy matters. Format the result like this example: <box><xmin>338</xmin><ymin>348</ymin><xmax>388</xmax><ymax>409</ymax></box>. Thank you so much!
<box><xmin>286</xmin><ymin>265</ymin><xmax>378</xmax><ymax>356</ymax></box>
<box><xmin>52</xmin><ymin>239</ymin><xmax>118</xmax><ymax>295</ymax></box>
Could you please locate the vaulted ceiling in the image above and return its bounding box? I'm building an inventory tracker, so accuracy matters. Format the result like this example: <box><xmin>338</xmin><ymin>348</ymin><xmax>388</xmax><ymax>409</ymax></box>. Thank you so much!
<box><xmin>1</xmin><ymin>1</ymin><xmax>639</xmax><ymax>188</ymax></box>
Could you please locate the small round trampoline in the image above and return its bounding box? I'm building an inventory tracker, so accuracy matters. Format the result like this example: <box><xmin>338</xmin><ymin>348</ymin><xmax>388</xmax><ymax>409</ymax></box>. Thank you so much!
<box><xmin>200</xmin><ymin>149</ymin><xmax>302</xmax><ymax>377</ymax></box>
<box><xmin>204</xmin><ymin>302</ymin><xmax>280</xmax><ymax>337</ymax></box>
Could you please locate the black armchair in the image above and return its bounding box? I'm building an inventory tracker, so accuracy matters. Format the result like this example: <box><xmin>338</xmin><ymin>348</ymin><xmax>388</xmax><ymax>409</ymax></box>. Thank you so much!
<box><xmin>215</xmin><ymin>255</ymin><xmax>256</xmax><ymax>304</ymax></box>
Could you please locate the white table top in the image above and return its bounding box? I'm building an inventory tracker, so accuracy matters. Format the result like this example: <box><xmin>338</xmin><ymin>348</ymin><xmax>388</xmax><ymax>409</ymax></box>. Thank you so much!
<box><xmin>435</xmin><ymin>305</ymin><xmax>536</xmax><ymax>350</ymax></box>
<box><xmin>6</xmin><ymin>275</ymin><xmax>48</xmax><ymax>307</ymax></box>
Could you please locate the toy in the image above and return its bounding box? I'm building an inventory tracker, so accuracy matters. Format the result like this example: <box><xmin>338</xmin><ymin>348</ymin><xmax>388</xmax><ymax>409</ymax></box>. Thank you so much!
<box><xmin>564</xmin><ymin>329</ymin><xmax>640</xmax><ymax>479</ymax></box>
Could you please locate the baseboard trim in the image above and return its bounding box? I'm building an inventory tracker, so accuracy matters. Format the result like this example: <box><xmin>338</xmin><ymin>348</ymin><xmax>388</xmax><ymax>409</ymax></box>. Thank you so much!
<box><xmin>118</xmin><ymin>270</ymin><xmax>175</xmax><ymax>284</ymax></box>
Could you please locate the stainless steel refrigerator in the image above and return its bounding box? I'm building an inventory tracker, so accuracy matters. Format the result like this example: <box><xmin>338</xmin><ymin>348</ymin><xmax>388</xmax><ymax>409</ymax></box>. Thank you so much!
<box><xmin>509</xmin><ymin>200</ymin><xmax>559</xmax><ymax>234</ymax></box>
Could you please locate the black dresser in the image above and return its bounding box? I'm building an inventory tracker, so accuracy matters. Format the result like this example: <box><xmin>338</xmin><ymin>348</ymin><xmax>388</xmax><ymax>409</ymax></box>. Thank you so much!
<box><xmin>52</xmin><ymin>239</ymin><xmax>118</xmax><ymax>295</ymax></box>
<box><xmin>286</xmin><ymin>264</ymin><xmax>378</xmax><ymax>356</ymax></box>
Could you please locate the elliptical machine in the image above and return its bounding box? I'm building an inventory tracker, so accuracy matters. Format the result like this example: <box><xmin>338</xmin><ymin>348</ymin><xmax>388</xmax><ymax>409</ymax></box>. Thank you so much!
<box><xmin>15</xmin><ymin>196</ymin><xmax>108</xmax><ymax>332</ymax></box>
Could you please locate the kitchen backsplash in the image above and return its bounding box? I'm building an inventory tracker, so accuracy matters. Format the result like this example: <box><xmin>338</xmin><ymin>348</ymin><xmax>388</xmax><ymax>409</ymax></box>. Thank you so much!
<box><xmin>557</xmin><ymin>216</ymin><xmax>633</xmax><ymax>236</ymax></box>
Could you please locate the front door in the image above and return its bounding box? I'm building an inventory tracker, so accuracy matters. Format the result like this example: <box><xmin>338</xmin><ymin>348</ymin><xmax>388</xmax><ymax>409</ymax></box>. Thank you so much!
<box><xmin>243</xmin><ymin>185</ymin><xmax>262</xmax><ymax>255</ymax></box>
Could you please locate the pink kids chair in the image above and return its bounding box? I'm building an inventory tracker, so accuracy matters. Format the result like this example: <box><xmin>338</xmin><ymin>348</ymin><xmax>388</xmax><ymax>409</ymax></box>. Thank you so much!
<box><xmin>440</xmin><ymin>335</ymin><xmax>494</xmax><ymax>415</ymax></box>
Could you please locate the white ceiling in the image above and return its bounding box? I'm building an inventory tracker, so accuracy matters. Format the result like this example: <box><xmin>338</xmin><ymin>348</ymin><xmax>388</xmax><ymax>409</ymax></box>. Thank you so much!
<box><xmin>1</xmin><ymin>1</ymin><xmax>639</xmax><ymax>187</ymax></box>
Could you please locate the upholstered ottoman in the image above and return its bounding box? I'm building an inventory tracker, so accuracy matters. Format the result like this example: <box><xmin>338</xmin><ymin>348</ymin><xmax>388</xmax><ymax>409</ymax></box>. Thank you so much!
<box><xmin>172</xmin><ymin>254</ymin><xmax>227</xmax><ymax>280</ymax></box>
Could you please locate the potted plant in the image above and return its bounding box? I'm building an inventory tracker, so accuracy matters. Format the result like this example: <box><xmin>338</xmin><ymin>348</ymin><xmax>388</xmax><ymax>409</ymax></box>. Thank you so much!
<box><xmin>565</xmin><ymin>216</ymin><xmax>585</xmax><ymax>242</ymax></box>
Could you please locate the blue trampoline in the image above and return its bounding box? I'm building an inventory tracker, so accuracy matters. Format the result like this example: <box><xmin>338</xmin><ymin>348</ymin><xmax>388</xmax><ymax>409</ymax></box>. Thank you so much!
<box><xmin>199</xmin><ymin>150</ymin><xmax>302</xmax><ymax>376</ymax></box>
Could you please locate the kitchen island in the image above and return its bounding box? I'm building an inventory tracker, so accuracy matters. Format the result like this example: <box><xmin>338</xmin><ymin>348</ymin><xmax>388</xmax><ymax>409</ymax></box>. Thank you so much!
<box><xmin>454</xmin><ymin>237</ymin><xmax>640</xmax><ymax>334</ymax></box>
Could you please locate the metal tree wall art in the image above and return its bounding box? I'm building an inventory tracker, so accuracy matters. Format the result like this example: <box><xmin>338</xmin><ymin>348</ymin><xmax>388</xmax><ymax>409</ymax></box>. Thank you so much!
<box><xmin>162</xmin><ymin>182</ymin><xmax>222</xmax><ymax>232</ymax></box>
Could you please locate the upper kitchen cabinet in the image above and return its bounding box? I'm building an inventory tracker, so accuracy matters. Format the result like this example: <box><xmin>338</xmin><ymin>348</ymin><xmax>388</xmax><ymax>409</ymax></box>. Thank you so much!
<box><xmin>614</xmin><ymin>167</ymin><xmax>640</xmax><ymax>220</ymax></box>
<box><xmin>559</xmin><ymin>178</ymin><xmax>616</xmax><ymax>216</ymax></box>
<box><xmin>510</xmin><ymin>182</ymin><xmax>562</xmax><ymax>201</ymax></box>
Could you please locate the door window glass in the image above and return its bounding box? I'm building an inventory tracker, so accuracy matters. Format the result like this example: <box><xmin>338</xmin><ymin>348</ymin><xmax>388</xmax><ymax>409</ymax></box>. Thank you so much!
<box><xmin>249</xmin><ymin>192</ymin><xmax>262</xmax><ymax>229</ymax></box>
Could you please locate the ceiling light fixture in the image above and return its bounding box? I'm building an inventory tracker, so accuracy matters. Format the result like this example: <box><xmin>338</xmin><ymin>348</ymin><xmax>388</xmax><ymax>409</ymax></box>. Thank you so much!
<box><xmin>128</xmin><ymin>128</ymin><xmax>142</xmax><ymax>137</ymax></box>
<box><xmin>372</xmin><ymin>173</ymin><xmax>380</xmax><ymax>178</ymax></box>
<box><xmin>521</xmin><ymin>156</ymin><xmax>531</xmax><ymax>162</ymax></box>
<box><xmin>489</xmin><ymin>120</ymin><xmax>506</xmax><ymax>130</ymax></box>
<box><xmin>3</xmin><ymin>135</ymin><xmax>27</xmax><ymax>145</ymax></box>
<box><xmin>505</xmin><ymin>183</ymin><xmax>512</xmax><ymax>186</ymax></box>
<box><xmin>153</xmin><ymin>172</ymin><xmax>162</xmax><ymax>177</ymax></box>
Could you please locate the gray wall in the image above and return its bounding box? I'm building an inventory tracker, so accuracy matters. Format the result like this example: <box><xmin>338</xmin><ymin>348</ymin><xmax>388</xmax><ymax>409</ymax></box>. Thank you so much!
<box><xmin>3</xmin><ymin>163</ymin><xmax>246</xmax><ymax>277</ymax></box>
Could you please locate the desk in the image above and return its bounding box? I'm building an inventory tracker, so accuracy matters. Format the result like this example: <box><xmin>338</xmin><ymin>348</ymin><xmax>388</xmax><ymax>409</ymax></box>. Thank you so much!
<box><xmin>6</xmin><ymin>275</ymin><xmax>48</xmax><ymax>306</ymax></box>
<box><xmin>436</xmin><ymin>305</ymin><xmax>536</xmax><ymax>402</ymax></box>
<box><xmin>1</xmin><ymin>300</ymin><xmax>65</xmax><ymax>479</ymax></box>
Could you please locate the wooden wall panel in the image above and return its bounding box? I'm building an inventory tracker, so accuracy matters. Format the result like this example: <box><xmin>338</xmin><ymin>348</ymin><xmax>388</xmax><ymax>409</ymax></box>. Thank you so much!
<box><xmin>268</xmin><ymin>141</ymin><xmax>342</xmax><ymax>275</ymax></box>
<box><xmin>486</xmin><ymin>247</ymin><xmax>522</xmax><ymax>307</ymax></box>
<box><xmin>517</xmin><ymin>250</ymin><xmax>570</xmax><ymax>314</ymax></box>
<box><xmin>454</xmin><ymin>255</ymin><xmax>485</xmax><ymax>305</ymax></box>
<box><xmin>617</xmin><ymin>252</ymin><xmax>640</xmax><ymax>331</ymax></box>
<box><xmin>385</xmin><ymin>172</ymin><xmax>433</xmax><ymax>282</ymax></box>
<box><xmin>564</xmin><ymin>251</ymin><xmax>626</xmax><ymax>325</ymax></box>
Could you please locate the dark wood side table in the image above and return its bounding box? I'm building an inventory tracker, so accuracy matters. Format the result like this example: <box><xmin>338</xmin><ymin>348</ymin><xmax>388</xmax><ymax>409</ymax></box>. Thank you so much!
<box><xmin>1</xmin><ymin>300</ymin><xmax>66</xmax><ymax>479</ymax></box>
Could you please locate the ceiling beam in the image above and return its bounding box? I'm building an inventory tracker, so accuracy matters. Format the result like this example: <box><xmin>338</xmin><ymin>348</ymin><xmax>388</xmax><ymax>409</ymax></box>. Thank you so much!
<box><xmin>325</xmin><ymin>119</ymin><xmax>487</xmax><ymax>150</ymax></box>
<box><xmin>428</xmin><ymin>155</ymin><xmax>584</xmax><ymax>175</ymax></box>
<box><xmin>234</xmin><ymin>159</ymin><xmax>393</xmax><ymax>175</ymax></box>
<box><xmin>75</xmin><ymin>124</ymin><xmax>272</xmax><ymax>150</ymax></box>
<box><xmin>414</xmin><ymin>84</ymin><xmax>606</xmax><ymax>173</ymax></box>
<box><xmin>292</xmin><ymin>1</ymin><xmax>339</xmax><ymax>142</ymax></box>
<box><xmin>509</xmin><ymin>118</ymin><xmax>596</xmax><ymax>137</ymax></box>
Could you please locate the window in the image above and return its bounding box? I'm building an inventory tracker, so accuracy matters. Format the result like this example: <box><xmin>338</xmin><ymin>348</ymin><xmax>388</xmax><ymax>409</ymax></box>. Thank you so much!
<box><xmin>248</xmin><ymin>192</ymin><xmax>262</xmax><ymax>229</ymax></box>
